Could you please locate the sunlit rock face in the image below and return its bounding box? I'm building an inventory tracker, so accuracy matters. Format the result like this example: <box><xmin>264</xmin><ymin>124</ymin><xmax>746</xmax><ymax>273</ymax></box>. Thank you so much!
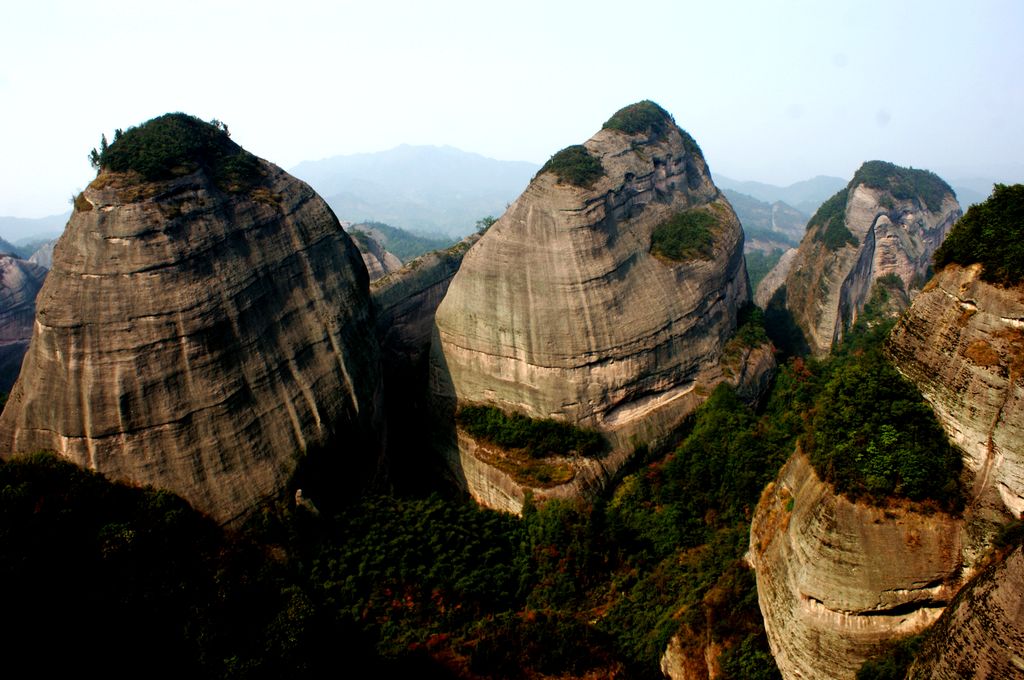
<box><xmin>749</xmin><ymin>452</ymin><xmax>964</xmax><ymax>680</ymax></box>
<box><xmin>784</xmin><ymin>162</ymin><xmax>960</xmax><ymax>355</ymax></box>
<box><xmin>907</xmin><ymin>544</ymin><xmax>1024</xmax><ymax>679</ymax></box>
<box><xmin>0</xmin><ymin>146</ymin><xmax>384</xmax><ymax>523</ymax></box>
<box><xmin>430</xmin><ymin>102</ymin><xmax>761</xmax><ymax>513</ymax></box>
<box><xmin>887</xmin><ymin>263</ymin><xmax>1024</xmax><ymax>550</ymax></box>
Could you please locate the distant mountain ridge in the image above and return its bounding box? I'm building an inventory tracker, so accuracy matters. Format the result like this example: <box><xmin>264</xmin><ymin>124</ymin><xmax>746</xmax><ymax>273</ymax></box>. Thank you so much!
<box><xmin>291</xmin><ymin>145</ymin><xmax>539</xmax><ymax>237</ymax></box>
<box><xmin>722</xmin><ymin>189</ymin><xmax>807</xmax><ymax>251</ymax></box>
<box><xmin>714</xmin><ymin>174</ymin><xmax>847</xmax><ymax>216</ymax></box>
<box><xmin>0</xmin><ymin>213</ymin><xmax>68</xmax><ymax>244</ymax></box>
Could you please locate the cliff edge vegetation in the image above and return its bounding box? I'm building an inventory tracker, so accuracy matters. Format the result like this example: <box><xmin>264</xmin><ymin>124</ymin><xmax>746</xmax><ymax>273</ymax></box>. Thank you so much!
<box><xmin>90</xmin><ymin>112</ymin><xmax>261</xmax><ymax>191</ymax></box>
<box><xmin>933</xmin><ymin>183</ymin><xmax>1024</xmax><ymax>286</ymax></box>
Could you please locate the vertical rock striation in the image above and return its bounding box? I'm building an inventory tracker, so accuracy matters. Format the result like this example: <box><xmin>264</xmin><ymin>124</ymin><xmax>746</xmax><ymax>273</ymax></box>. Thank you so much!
<box><xmin>0</xmin><ymin>256</ymin><xmax>48</xmax><ymax>391</ymax></box>
<box><xmin>0</xmin><ymin>114</ymin><xmax>384</xmax><ymax>523</ymax></box>
<box><xmin>431</xmin><ymin>101</ymin><xmax>758</xmax><ymax>513</ymax></box>
<box><xmin>783</xmin><ymin>161</ymin><xmax>960</xmax><ymax>355</ymax></box>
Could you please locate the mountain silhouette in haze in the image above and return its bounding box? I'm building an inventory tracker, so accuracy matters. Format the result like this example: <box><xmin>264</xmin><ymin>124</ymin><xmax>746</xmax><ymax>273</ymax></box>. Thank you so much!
<box><xmin>291</xmin><ymin>145</ymin><xmax>539</xmax><ymax>237</ymax></box>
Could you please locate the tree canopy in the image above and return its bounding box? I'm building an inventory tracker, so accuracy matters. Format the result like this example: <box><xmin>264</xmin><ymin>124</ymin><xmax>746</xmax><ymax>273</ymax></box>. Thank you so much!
<box><xmin>933</xmin><ymin>183</ymin><xmax>1024</xmax><ymax>286</ymax></box>
<box><xmin>91</xmin><ymin>112</ymin><xmax>262</xmax><ymax>191</ymax></box>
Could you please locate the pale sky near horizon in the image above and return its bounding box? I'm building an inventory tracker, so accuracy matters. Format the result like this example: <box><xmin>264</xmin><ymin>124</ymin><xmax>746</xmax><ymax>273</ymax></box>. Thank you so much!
<box><xmin>2</xmin><ymin>0</ymin><xmax>1022</xmax><ymax>217</ymax></box>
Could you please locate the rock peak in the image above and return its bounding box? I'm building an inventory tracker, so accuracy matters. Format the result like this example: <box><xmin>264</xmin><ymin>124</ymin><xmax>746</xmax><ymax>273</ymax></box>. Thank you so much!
<box><xmin>431</xmin><ymin>102</ymin><xmax>761</xmax><ymax>513</ymax></box>
<box><xmin>602</xmin><ymin>99</ymin><xmax>704</xmax><ymax>157</ymax></box>
<box><xmin>779</xmin><ymin>160</ymin><xmax>961</xmax><ymax>354</ymax></box>
<box><xmin>92</xmin><ymin>112</ymin><xmax>260</xmax><ymax>193</ymax></box>
<box><xmin>1</xmin><ymin>123</ymin><xmax>385</xmax><ymax>523</ymax></box>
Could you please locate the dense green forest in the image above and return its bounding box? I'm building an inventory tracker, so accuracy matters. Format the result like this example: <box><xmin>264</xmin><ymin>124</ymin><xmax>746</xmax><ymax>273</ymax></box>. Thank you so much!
<box><xmin>933</xmin><ymin>183</ymin><xmax>1024</xmax><ymax>285</ymax></box>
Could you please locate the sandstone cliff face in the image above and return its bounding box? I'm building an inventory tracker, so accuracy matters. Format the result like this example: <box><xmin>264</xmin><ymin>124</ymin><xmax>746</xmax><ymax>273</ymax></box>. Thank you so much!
<box><xmin>749</xmin><ymin>452</ymin><xmax>964</xmax><ymax>680</ymax></box>
<box><xmin>784</xmin><ymin>164</ymin><xmax>960</xmax><ymax>355</ymax></box>
<box><xmin>373</xmin><ymin>234</ymin><xmax>480</xmax><ymax>373</ymax></box>
<box><xmin>430</xmin><ymin>103</ymin><xmax>756</xmax><ymax>513</ymax></box>
<box><xmin>754</xmin><ymin>247</ymin><xmax>798</xmax><ymax>309</ymax></box>
<box><xmin>908</xmin><ymin>544</ymin><xmax>1024</xmax><ymax>679</ymax></box>
<box><xmin>0</xmin><ymin>157</ymin><xmax>383</xmax><ymax>523</ymax></box>
<box><xmin>351</xmin><ymin>228</ymin><xmax>403</xmax><ymax>281</ymax></box>
<box><xmin>0</xmin><ymin>256</ymin><xmax>48</xmax><ymax>391</ymax></box>
<box><xmin>888</xmin><ymin>263</ymin><xmax>1024</xmax><ymax>520</ymax></box>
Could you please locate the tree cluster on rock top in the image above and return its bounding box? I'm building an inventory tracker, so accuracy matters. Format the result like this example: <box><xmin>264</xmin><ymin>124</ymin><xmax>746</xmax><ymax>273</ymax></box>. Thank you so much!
<box><xmin>933</xmin><ymin>183</ymin><xmax>1024</xmax><ymax>286</ymax></box>
<box><xmin>89</xmin><ymin>113</ymin><xmax>262</xmax><ymax>192</ymax></box>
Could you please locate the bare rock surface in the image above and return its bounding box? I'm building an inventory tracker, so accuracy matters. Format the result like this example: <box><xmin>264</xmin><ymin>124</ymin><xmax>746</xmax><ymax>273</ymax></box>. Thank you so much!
<box><xmin>754</xmin><ymin>246</ymin><xmax>798</xmax><ymax>308</ymax></box>
<box><xmin>0</xmin><ymin>256</ymin><xmax>47</xmax><ymax>390</ymax></box>
<box><xmin>373</xmin><ymin>234</ymin><xmax>480</xmax><ymax>374</ymax></box>
<box><xmin>0</xmin><ymin>154</ymin><xmax>383</xmax><ymax>523</ymax></box>
<box><xmin>749</xmin><ymin>451</ymin><xmax>964</xmax><ymax>680</ymax></box>
<box><xmin>28</xmin><ymin>238</ymin><xmax>57</xmax><ymax>269</ymax></box>
<box><xmin>351</xmin><ymin>228</ymin><xmax>402</xmax><ymax>281</ymax></box>
<box><xmin>888</xmin><ymin>263</ymin><xmax>1024</xmax><ymax>539</ymax></box>
<box><xmin>908</xmin><ymin>544</ymin><xmax>1024</xmax><ymax>679</ymax></box>
<box><xmin>784</xmin><ymin>163</ymin><xmax>960</xmax><ymax>355</ymax></box>
<box><xmin>430</xmin><ymin>102</ymin><xmax>752</xmax><ymax>513</ymax></box>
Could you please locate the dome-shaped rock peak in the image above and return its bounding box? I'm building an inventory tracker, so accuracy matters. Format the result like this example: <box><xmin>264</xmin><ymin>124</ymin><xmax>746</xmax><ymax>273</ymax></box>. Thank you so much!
<box><xmin>430</xmin><ymin>101</ymin><xmax>762</xmax><ymax>513</ymax></box>
<box><xmin>782</xmin><ymin>160</ymin><xmax>961</xmax><ymax>355</ymax></box>
<box><xmin>0</xmin><ymin>113</ymin><xmax>385</xmax><ymax>523</ymax></box>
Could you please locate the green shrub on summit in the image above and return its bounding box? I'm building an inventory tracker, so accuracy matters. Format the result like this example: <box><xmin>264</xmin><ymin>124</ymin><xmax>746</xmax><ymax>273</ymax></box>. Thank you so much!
<box><xmin>852</xmin><ymin>160</ymin><xmax>953</xmax><ymax>213</ymax></box>
<box><xmin>92</xmin><ymin>112</ymin><xmax>262</xmax><ymax>191</ymax></box>
<box><xmin>603</xmin><ymin>100</ymin><xmax>674</xmax><ymax>136</ymax></box>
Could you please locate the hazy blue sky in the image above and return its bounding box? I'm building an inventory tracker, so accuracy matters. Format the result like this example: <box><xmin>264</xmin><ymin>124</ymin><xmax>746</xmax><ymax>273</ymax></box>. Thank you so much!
<box><xmin>2</xmin><ymin>0</ymin><xmax>1022</xmax><ymax>217</ymax></box>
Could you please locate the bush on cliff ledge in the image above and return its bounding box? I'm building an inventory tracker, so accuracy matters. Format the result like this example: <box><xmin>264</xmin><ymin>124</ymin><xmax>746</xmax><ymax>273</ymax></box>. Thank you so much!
<box><xmin>456</xmin><ymin>405</ymin><xmax>606</xmax><ymax>459</ymax></box>
<box><xmin>538</xmin><ymin>144</ymin><xmax>605</xmax><ymax>189</ymax></box>
<box><xmin>651</xmin><ymin>207</ymin><xmax>718</xmax><ymax>261</ymax></box>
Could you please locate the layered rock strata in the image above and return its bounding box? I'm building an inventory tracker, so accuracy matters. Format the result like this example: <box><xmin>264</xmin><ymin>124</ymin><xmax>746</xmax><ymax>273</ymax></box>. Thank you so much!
<box><xmin>887</xmin><ymin>264</ymin><xmax>1024</xmax><ymax>521</ymax></box>
<box><xmin>431</xmin><ymin>102</ymin><xmax>756</xmax><ymax>513</ymax></box>
<box><xmin>908</xmin><ymin>544</ymin><xmax>1024</xmax><ymax>678</ymax></box>
<box><xmin>784</xmin><ymin>162</ymin><xmax>960</xmax><ymax>355</ymax></box>
<box><xmin>0</xmin><ymin>143</ymin><xmax>383</xmax><ymax>523</ymax></box>
<box><xmin>749</xmin><ymin>451</ymin><xmax>964</xmax><ymax>680</ymax></box>
<box><xmin>0</xmin><ymin>256</ymin><xmax>48</xmax><ymax>390</ymax></box>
